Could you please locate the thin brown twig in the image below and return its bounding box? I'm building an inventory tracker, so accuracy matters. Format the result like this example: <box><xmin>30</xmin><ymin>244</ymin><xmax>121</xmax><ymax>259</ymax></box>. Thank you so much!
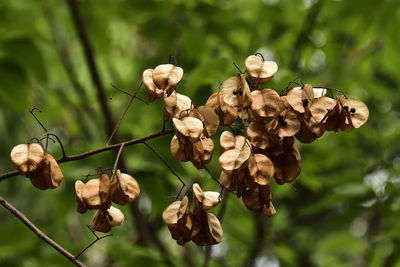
<box><xmin>0</xmin><ymin>129</ymin><xmax>175</xmax><ymax>182</ymax></box>
<box><xmin>142</xmin><ymin>141</ymin><xmax>186</xmax><ymax>187</ymax></box>
<box><xmin>111</xmin><ymin>143</ymin><xmax>125</xmax><ymax>180</ymax></box>
<box><xmin>0</xmin><ymin>195</ymin><xmax>85</xmax><ymax>266</ymax></box>
<box><xmin>106</xmin><ymin>83</ymin><xmax>143</xmax><ymax>145</ymax></box>
<box><xmin>75</xmin><ymin>226</ymin><xmax>113</xmax><ymax>259</ymax></box>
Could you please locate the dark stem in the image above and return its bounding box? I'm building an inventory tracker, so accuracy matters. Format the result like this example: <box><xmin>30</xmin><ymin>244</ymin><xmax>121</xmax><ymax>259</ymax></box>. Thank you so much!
<box><xmin>75</xmin><ymin>226</ymin><xmax>113</xmax><ymax>259</ymax></box>
<box><xmin>106</xmin><ymin>84</ymin><xmax>143</xmax><ymax>145</ymax></box>
<box><xmin>142</xmin><ymin>141</ymin><xmax>186</xmax><ymax>187</ymax></box>
<box><xmin>65</xmin><ymin>0</ymin><xmax>116</xmax><ymax>140</ymax></box>
<box><xmin>0</xmin><ymin>195</ymin><xmax>85</xmax><ymax>266</ymax></box>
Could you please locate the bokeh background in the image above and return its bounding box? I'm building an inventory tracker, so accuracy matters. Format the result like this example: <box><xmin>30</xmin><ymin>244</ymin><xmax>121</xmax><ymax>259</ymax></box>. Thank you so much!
<box><xmin>1</xmin><ymin>0</ymin><xmax>400</xmax><ymax>266</ymax></box>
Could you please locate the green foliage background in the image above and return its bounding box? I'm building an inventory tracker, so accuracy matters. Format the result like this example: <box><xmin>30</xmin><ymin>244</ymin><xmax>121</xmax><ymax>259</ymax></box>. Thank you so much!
<box><xmin>0</xmin><ymin>0</ymin><xmax>399</xmax><ymax>266</ymax></box>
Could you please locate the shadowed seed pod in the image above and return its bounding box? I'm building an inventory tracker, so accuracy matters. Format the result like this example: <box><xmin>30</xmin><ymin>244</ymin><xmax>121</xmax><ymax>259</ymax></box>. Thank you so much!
<box><xmin>91</xmin><ymin>206</ymin><xmax>125</xmax><ymax>233</ymax></box>
<box><xmin>27</xmin><ymin>153</ymin><xmax>64</xmax><ymax>190</ymax></box>
<box><xmin>110</xmin><ymin>170</ymin><xmax>140</xmax><ymax>205</ymax></box>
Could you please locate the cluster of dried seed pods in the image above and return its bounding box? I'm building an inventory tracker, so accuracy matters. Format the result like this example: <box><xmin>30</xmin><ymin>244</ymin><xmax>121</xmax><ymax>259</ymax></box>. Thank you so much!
<box><xmin>162</xmin><ymin>183</ymin><xmax>222</xmax><ymax>246</ymax></box>
<box><xmin>10</xmin><ymin>143</ymin><xmax>63</xmax><ymax>190</ymax></box>
<box><xmin>75</xmin><ymin>170</ymin><xmax>140</xmax><ymax>233</ymax></box>
<box><xmin>144</xmin><ymin>55</ymin><xmax>368</xmax><ymax>245</ymax></box>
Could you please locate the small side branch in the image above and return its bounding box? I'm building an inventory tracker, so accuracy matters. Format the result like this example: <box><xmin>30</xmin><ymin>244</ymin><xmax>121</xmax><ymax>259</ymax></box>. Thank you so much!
<box><xmin>0</xmin><ymin>195</ymin><xmax>85</xmax><ymax>266</ymax></box>
<box><xmin>142</xmin><ymin>141</ymin><xmax>186</xmax><ymax>187</ymax></box>
<box><xmin>75</xmin><ymin>226</ymin><xmax>112</xmax><ymax>259</ymax></box>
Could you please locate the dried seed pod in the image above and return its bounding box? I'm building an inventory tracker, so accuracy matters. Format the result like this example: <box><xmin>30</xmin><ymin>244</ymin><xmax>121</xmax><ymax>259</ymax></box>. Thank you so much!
<box><xmin>173</xmin><ymin>117</ymin><xmax>204</xmax><ymax>143</ymax></box>
<box><xmin>75</xmin><ymin>181</ymin><xmax>87</xmax><ymax>214</ymax></box>
<box><xmin>197</xmin><ymin>105</ymin><xmax>220</xmax><ymax>137</ymax></box>
<box><xmin>206</xmin><ymin>213</ymin><xmax>223</xmax><ymax>244</ymax></box>
<box><xmin>266</xmin><ymin>108</ymin><xmax>301</xmax><ymax>138</ymax></box>
<box><xmin>110</xmin><ymin>170</ymin><xmax>140</xmax><ymax>205</ymax></box>
<box><xmin>262</xmin><ymin>202</ymin><xmax>276</xmax><ymax>218</ymax></box>
<box><xmin>170</xmin><ymin>134</ymin><xmax>191</xmax><ymax>162</ymax></box>
<box><xmin>192</xmin><ymin>212</ymin><xmax>223</xmax><ymax>246</ymax></box>
<box><xmin>91</xmin><ymin>206</ymin><xmax>125</xmax><ymax>233</ymax></box>
<box><xmin>191</xmin><ymin>136</ymin><xmax>214</xmax><ymax>169</ymax></box>
<box><xmin>219</xmin><ymin>74</ymin><xmax>252</xmax><ymax>110</ymax></box>
<box><xmin>206</xmin><ymin>92</ymin><xmax>238</xmax><ymax>126</ymax></box>
<box><xmin>192</xmin><ymin>183</ymin><xmax>220</xmax><ymax>212</ymax></box>
<box><xmin>251</xmin><ymin>89</ymin><xmax>285</xmax><ymax>119</ymax></box>
<box><xmin>242</xmin><ymin>186</ymin><xmax>271</xmax><ymax>213</ymax></box>
<box><xmin>10</xmin><ymin>143</ymin><xmax>45</xmax><ymax>174</ymax></box>
<box><xmin>142</xmin><ymin>69</ymin><xmax>164</xmax><ymax>101</ymax></box>
<box><xmin>219</xmin><ymin>142</ymin><xmax>251</xmax><ymax>174</ymax></box>
<box><xmin>162</xmin><ymin>196</ymin><xmax>190</xmax><ymax>226</ymax></box>
<box><xmin>338</xmin><ymin>96</ymin><xmax>369</xmax><ymax>129</ymax></box>
<box><xmin>79</xmin><ymin>174</ymin><xmax>111</xmax><ymax>210</ymax></box>
<box><xmin>247</xmin><ymin>153</ymin><xmax>274</xmax><ymax>186</ymax></box>
<box><xmin>247</xmin><ymin>121</ymin><xmax>269</xmax><ymax>150</ymax></box>
<box><xmin>271</xmin><ymin>145</ymin><xmax>301</xmax><ymax>184</ymax></box>
<box><xmin>309</xmin><ymin>96</ymin><xmax>337</xmax><ymax>123</ymax></box>
<box><xmin>152</xmin><ymin>64</ymin><xmax>183</xmax><ymax>95</ymax></box>
<box><xmin>27</xmin><ymin>153</ymin><xmax>63</xmax><ymax>190</ymax></box>
<box><xmin>245</xmin><ymin>55</ymin><xmax>278</xmax><ymax>84</ymax></box>
<box><xmin>163</xmin><ymin>196</ymin><xmax>194</xmax><ymax>245</ymax></box>
<box><xmin>164</xmin><ymin>91</ymin><xmax>192</xmax><ymax>122</ymax></box>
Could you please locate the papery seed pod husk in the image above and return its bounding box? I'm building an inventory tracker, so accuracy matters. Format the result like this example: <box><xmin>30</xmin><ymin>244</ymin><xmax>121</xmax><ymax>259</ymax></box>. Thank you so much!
<box><xmin>81</xmin><ymin>174</ymin><xmax>111</xmax><ymax>209</ymax></box>
<box><xmin>170</xmin><ymin>134</ymin><xmax>191</xmax><ymax>162</ymax></box>
<box><xmin>91</xmin><ymin>206</ymin><xmax>125</xmax><ymax>233</ymax></box>
<box><xmin>27</xmin><ymin>153</ymin><xmax>63</xmax><ymax>190</ymax></box>
<box><xmin>338</xmin><ymin>96</ymin><xmax>369</xmax><ymax>129</ymax></box>
<box><xmin>91</xmin><ymin>209</ymin><xmax>111</xmax><ymax>233</ymax></box>
<box><xmin>262</xmin><ymin>202</ymin><xmax>276</xmax><ymax>218</ymax></box>
<box><xmin>245</xmin><ymin>55</ymin><xmax>278</xmax><ymax>84</ymax></box>
<box><xmin>242</xmin><ymin>186</ymin><xmax>271</xmax><ymax>213</ymax></box>
<box><xmin>266</xmin><ymin>109</ymin><xmax>301</xmax><ymax>138</ymax></box>
<box><xmin>271</xmin><ymin>145</ymin><xmax>301</xmax><ymax>184</ymax></box>
<box><xmin>191</xmin><ymin>136</ymin><xmax>214</xmax><ymax>169</ymax></box>
<box><xmin>219</xmin><ymin>75</ymin><xmax>252</xmax><ymax>110</ymax></box>
<box><xmin>197</xmin><ymin>105</ymin><xmax>220</xmax><ymax>137</ymax></box>
<box><xmin>286</xmin><ymin>87</ymin><xmax>311</xmax><ymax>114</ymax></box>
<box><xmin>75</xmin><ymin>181</ymin><xmax>88</xmax><ymax>213</ymax></box>
<box><xmin>309</xmin><ymin>96</ymin><xmax>337</xmax><ymax>123</ymax></box>
<box><xmin>11</xmin><ymin>143</ymin><xmax>45</xmax><ymax>174</ymax></box>
<box><xmin>266</xmin><ymin>136</ymin><xmax>294</xmax><ymax>157</ymax></box>
<box><xmin>142</xmin><ymin>69</ymin><xmax>164</xmax><ymax>101</ymax></box>
<box><xmin>247</xmin><ymin>121</ymin><xmax>269</xmax><ymax>150</ymax></box>
<box><xmin>192</xmin><ymin>213</ymin><xmax>223</xmax><ymax>246</ymax></box>
<box><xmin>164</xmin><ymin>91</ymin><xmax>192</xmax><ymax>122</ymax></box>
<box><xmin>110</xmin><ymin>170</ymin><xmax>140</xmax><ymax>205</ymax></box>
<box><xmin>251</xmin><ymin>89</ymin><xmax>285</xmax><ymax>119</ymax></box>
<box><xmin>173</xmin><ymin>117</ymin><xmax>204</xmax><ymax>143</ymax></box>
<box><xmin>219</xmin><ymin>146</ymin><xmax>251</xmax><ymax>174</ymax></box>
<box><xmin>152</xmin><ymin>64</ymin><xmax>183</xmax><ymax>96</ymax></box>
<box><xmin>247</xmin><ymin>153</ymin><xmax>274</xmax><ymax>186</ymax></box>
<box><xmin>162</xmin><ymin>196</ymin><xmax>190</xmax><ymax>226</ymax></box>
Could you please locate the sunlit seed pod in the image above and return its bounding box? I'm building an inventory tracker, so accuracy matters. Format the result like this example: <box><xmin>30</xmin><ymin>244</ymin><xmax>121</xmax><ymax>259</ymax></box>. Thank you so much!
<box><xmin>142</xmin><ymin>69</ymin><xmax>164</xmax><ymax>102</ymax></box>
<box><xmin>173</xmin><ymin>117</ymin><xmax>204</xmax><ymax>143</ymax></box>
<box><xmin>250</xmin><ymin>88</ymin><xmax>285</xmax><ymax>119</ymax></box>
<box><xmin>245</xmin><ymin>55</ymin><xmax>278</xmax><ymax>84</ymax></box>
<box><xmin>152</xmin><ymin>64</ymin><xmax>183</xmax><ymax>95</ymax></box>
<box><xmin>80</xmin><ymin>174</ymin><xmax>111</xmax><ymax>210</ymax></box>
<box><xmin>10</xmin><ymin>143</ymin><xmax>45</xmax><ymax>174</ymax></box>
